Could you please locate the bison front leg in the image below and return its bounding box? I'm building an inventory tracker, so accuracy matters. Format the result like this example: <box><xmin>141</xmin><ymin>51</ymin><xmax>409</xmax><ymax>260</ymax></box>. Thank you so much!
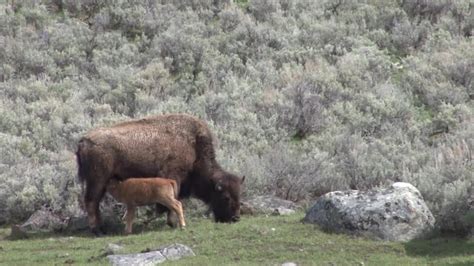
<box><xmin>85</xmin><ymin>179</ymin><xmax>107</xmax><ymax>236</ymax></box>
<box><xmin>156</xmin><ymin>204</ymin><xmax>178</xmax><ymax>228</ymax></box>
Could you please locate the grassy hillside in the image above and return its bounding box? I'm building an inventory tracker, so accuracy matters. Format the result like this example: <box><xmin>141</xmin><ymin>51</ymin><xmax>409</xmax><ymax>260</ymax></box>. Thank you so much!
<box><xmin>0</xmin><ymin>0</ymin><xmax>473</xmax><ymax>233</ymax></box>
<box><xmin>0</xmin><ymin>213</ymin><xmax>473</xmax><ymax>265</ymax></box>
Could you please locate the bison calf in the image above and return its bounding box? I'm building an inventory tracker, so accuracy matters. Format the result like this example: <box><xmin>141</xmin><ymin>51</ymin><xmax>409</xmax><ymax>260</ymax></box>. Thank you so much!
<box><xmin>106</xmin><ymin>178</ymin><xmax>186</xmax><ymax>234</ymax></box>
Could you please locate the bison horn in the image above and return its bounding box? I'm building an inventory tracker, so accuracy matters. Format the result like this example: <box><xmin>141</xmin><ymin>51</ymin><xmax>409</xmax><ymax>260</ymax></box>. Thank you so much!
<box><xmin>241</xmin><ymin>176</ymin><xmax>245</xmax><ymax>184</ymax></box>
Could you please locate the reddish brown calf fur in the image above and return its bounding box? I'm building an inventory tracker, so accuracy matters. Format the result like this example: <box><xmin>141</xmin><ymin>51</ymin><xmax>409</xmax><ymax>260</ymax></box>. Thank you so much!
<box><xmin>106</xmin><ymin>178</ymin><xmax>185</xmax><ymax>234</ymax></box>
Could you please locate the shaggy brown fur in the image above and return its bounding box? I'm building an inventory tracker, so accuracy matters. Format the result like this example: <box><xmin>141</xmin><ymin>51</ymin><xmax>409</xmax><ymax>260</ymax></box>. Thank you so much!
<box><xmin>76</xmin><ymin>114</ymin><xmax>244</xmax><ymax>235</ymax></box>
<box><xmin>106</xmin><ymin>178</ymin><xmax>185</xmax><ymax>234</ymax></box>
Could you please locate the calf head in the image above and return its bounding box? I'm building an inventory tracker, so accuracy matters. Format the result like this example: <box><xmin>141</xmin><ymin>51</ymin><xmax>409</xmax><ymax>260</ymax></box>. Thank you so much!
<box><xmin>106</xmin><ymin>179</ymin><xmax>121</xmax><ymax>199</ymax></box>
<box><xmin>210</xmin><ymin>173</ymin><xmax>245</xmax><ymax>223</ymax></box>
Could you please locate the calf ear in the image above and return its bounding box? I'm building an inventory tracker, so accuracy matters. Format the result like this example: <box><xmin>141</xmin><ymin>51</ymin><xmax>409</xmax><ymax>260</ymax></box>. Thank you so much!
<box><xmin>241</xmin><ymin>176</ymin><xmax>245</xmax><ymax>184</ymax></box>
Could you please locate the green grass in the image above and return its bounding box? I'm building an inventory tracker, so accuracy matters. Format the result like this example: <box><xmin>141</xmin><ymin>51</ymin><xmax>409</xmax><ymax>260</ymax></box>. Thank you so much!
<box><xmin>235</xmin><ymin>0</ymin><xmax>249</xmax><ymax>9</ymax></box>
<box><xmin>0</xmin><ymin>213</ymin><xmax>473</xmax><ymax>265</ymax></box>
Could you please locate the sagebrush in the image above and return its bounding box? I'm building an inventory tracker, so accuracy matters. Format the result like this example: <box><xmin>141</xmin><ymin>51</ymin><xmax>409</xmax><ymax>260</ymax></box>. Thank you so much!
<box><xmin>0</xmin><ymin>0</ymin><xmax>472</xmax><ymax>233</ymax></box>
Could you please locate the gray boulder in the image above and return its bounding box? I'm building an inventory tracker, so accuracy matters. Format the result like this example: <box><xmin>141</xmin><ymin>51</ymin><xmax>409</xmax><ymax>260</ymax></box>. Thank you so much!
<box><xmin>10</xmin><ymin>207</ymin><xmax>123</xmax><ymax>239</ymax></box>
<box><xmin>10</xmin><ymin>208</ymin><xmax>68</xmax><ymax>239</ymax></box>
<box><xmin>244</xmin><ymin>195</ymin><xmax>298</xmax><ymax>215</ymax></box>
<box><xmin>17</xmin><ymin>208</ymin><xmax>67</xmax><ymax>232</ymax></box>
<box><xmin>303</xmin><ymin>182</ymin><xmax>435</xmax><ymax>242</ymax></box>
<box><xmin>107</xmin><ymin>243</ymin><xmax>194</xmax><ymax>266</ymax></box>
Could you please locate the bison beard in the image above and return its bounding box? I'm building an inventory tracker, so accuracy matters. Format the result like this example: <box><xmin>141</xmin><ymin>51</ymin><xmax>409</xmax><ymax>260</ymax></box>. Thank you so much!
<box><xmin>76</xmin><ymin>114</ymin><xmax>244</xmax><ymax>235</ymax></box>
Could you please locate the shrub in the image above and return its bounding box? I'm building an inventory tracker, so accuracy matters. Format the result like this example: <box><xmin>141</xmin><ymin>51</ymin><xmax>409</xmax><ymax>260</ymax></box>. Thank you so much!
<box><xmin>0</xmin><ymin>0</ymin><xmax>472</xmax><ymax>234</ymax></box>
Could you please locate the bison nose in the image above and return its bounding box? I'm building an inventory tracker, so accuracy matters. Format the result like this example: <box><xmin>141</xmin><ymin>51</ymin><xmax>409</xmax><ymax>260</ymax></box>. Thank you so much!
<box><xmin>231</xmin><ymin>215</ymin><xmax>240</xmax><ymax>222</ymax></box>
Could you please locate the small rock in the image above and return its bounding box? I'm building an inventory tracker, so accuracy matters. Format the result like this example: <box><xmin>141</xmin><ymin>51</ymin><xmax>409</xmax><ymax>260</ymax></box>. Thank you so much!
<box><xmin>273</xmin><ymin>207</ymin><xmax>295</xmax><ymax>216</ymax></box>
<box><xmin>108</xmin><ymin>251</ymin><xmax>166</xmax><ymax>266</ymax></box>
<box><xmin>240</xmin><ymin>201</ymin><xmax>255</xmax><ymax>215</ymax></box>
<box><xmin>64</xmin><ymin>216</ymin><xmax>89</xmax><ymax>232</ymax></box>
<box><xmin>57</xmin><ymin>253</ymin><xmax>70</xmax><ymax>258</ymax></box>
<box><xmin>282</xmin><ymin>262</ymin><xmax>297</xmax><ymax>266</ymax></box>
<box><xmin>105</xmin><ymin>243</ymin><xmax>124</xmax><ymax>255</ymax></box>
<box><xmin>159</xmin><ymin>243</ymin><xmax>195</xmax><ymax>261</ymax></box>
<box><xmin>244</xmin><ymin>195</ymin><xmax>298</xmax><ymax>215</ymax></box>
<box><xmin>108</xmin><ymin>243</ymin><xmax>194</xmax><ymax>265</ymax></box>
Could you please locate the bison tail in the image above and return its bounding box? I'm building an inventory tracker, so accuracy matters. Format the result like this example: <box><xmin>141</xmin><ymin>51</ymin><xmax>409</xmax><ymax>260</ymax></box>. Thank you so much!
<box><xmin>76</xmin><ymin>139</ymin><xmax>89</xmax><ymax>184</ymax></box>
<box><xmin>76</xmin><ymin>149</ymin><xmax>84</xmax><ymax>184</ymax></box>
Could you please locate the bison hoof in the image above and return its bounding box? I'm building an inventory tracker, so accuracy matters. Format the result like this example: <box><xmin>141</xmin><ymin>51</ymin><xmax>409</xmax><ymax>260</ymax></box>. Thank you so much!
<box><xmin>167</xmin><ymin>222</ymin><xmax>178</xmax><ymax>228</ymax></box>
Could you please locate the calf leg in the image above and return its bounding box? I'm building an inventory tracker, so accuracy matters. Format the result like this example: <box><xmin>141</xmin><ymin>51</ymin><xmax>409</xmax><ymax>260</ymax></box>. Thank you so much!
<box><xmin>175</xmin><ymin>200</ymin><xmax>186</xmax><ymax>228</ymax></box>
<box><xmin>165</xmin><ymin>174</ymin><xmax>183</xmax><ymax>228</ymax></box>
<box><xmin>124</xmin><ymin>205</ymin><xmax>136</xmax><ymax>235</ymax></box>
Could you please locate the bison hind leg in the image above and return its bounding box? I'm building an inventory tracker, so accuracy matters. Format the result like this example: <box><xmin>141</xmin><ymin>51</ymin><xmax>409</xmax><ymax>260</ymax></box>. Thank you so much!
<box><xmin>84</xmin><ymin>179</ymin><xmax>108</xmax><ymax>236</ymax></box>
<box><xmin>166</xmin><ymin>210</ymin><xmax>178</xmax><ymax>228</ymax></box>
<box><xmin>155</xmin><ymin>204</ymin><xmax>178</xmax><ymax>228</ymax></box>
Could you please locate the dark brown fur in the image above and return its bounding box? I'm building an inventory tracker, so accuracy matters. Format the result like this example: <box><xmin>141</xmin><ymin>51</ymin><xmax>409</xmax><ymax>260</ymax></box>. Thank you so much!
<box><xmin>76</xmin><ymin>114</ymin><xmax>244</xmax><ymax>235</ymax></box>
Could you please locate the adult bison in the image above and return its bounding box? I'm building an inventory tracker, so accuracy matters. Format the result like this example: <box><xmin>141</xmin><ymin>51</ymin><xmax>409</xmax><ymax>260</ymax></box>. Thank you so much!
<box><xmin>76</xmin><ymin>114</ymin><xmax>244</xmax><ymax>235</ymax></box>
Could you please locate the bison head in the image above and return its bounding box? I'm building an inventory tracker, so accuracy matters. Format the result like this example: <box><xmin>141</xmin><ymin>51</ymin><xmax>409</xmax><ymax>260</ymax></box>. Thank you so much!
<box><xmin>211</xmin><ymin>173</ymin><xmax>245</xmax><ymax>223</ymax></box>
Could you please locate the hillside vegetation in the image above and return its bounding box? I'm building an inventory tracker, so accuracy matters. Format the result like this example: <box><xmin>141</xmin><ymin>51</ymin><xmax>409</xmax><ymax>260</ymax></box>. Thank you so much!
<box><xmin>0</xmin><ymin>0</ymin><xmax>473</xmax><ymax>233</ymax></box>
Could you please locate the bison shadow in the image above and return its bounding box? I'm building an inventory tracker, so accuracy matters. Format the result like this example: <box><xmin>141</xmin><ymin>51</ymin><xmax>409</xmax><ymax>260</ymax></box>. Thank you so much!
<box><xmin>6</xmin><ymin>215</ymin><xmax>188</xmax><ymax>241</ymax></box>
<box><xmin>403</xmin><ymin>236</ymin><xmax>474</xmax><ymax>259</ymax></box>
